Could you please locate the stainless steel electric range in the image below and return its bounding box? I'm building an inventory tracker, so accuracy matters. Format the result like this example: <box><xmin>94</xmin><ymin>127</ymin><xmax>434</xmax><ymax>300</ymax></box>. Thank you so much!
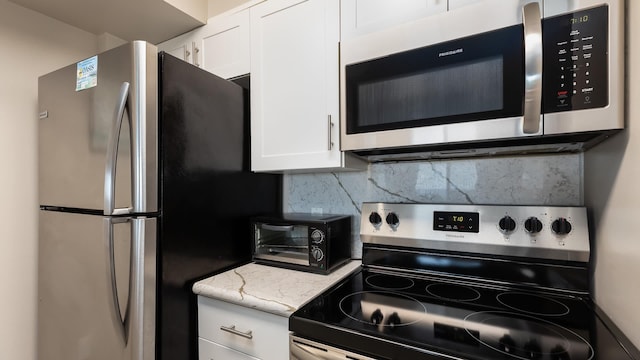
<box><xmin>289</xmin><ymin>203</ymin><xmax>640</xmax><ymax>360</ymax></box>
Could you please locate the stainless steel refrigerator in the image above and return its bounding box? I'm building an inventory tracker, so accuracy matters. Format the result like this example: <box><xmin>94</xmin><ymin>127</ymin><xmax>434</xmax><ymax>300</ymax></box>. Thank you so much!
<box><xmin>37</xmin><ymin>41</ymin><xmax>281</xmax><ymax>360</ymax></box>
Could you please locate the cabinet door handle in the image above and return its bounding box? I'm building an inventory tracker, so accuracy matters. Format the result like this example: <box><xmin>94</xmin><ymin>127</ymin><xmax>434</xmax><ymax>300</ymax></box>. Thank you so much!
<box><xmin>220</xmin><ymin>325</ymin><xmax>253</xmax><ymax>339</ymax></box>
<box><xmin>328</xmin><ymin>115</ymin><xmax>334</xmax><ymax>151</ymax></box>
<box><xmin>192</xmin><ymin>41</ymin><xmax>200</xmax><ymax>67</ymax></box>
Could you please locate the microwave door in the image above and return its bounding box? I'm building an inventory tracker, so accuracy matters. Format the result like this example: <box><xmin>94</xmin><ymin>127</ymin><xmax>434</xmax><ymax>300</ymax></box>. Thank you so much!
<box><xmin>339</xmin><ymin>0</ymin><xmax>544</xmax><ymax>153</ymax></box>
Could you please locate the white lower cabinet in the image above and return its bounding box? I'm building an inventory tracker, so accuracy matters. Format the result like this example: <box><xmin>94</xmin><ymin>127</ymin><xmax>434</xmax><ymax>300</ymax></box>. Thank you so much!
<box><xmin>199</xmin><ymin>338</ymin><xmax>260</xmax><ymax>360</ymax></box>
<box><xmin>197</xmin><ymin>296</ymin><xmax>289</xmax><ymax>360</ymax></box>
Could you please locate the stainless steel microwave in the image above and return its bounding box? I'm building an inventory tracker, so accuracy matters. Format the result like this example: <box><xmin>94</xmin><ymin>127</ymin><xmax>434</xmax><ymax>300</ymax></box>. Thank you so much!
<box><xmin>340</xmin><ymin>0</ymin><xmax>624</xmax><ymax>160</ymax></box>
<box><xmin>251</xmin><ymin>214</ymin><xmax>351</xmax><ymax>274</ymax></box>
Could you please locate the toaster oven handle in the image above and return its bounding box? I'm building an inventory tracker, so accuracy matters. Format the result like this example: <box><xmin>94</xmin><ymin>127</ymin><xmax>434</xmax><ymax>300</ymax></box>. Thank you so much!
<box><xmin>522</xmin><ymin>2</ymin><xmax>543</xmax><ymax>134</ymax></box>
<box><xmin>261</xmin><ymin>224</ymin><xmax>295</xmax><ymax>232</ymax></box>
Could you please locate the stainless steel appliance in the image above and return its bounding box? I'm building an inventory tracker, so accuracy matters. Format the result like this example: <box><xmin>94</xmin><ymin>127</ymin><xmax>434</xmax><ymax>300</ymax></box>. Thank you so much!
<box><xmin>37</xmin><ymin>41</ymin><xmax>281</xmax><ymax>360</ymax></box>
<box><xmin>289</xmin><ymin>203</ymin><xmax>640</xmax><ymax>359</ymax></box>
<box><xmin>340</xmin><ymin>0</ymin><xmax>625</xmax><ymax>160</ymax></box>
<box><xmin>251</xmin><ymin>214</ymin><xmax>351</xmax><ymax>274</ymax></box>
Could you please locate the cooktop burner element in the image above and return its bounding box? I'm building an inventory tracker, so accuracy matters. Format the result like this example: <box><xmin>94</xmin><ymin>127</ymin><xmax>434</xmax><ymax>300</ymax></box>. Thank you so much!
<box><xmin>290</xmin><ymin>203</ymin><xmax>639</xmax><ymax>360</ymax></box>
<box><xmin>339</xmin><ymin>291</ymin><xmax>427</xmax><ymax>328</ymax></box>
<box><xmin>426</xmin><ymin>283</ymin><xmax>482</xmax><ymax>302</ymax></box>
<box><xmin>463</xmin><ymin>311</ymin><xmax>594</xmax><ymax>360</ymax></box>
<box><xmin>497</xmin><ymin>292</ymin><xmax>571</xmax><ymax>317</ymax></box>
<box><xmin>365</xmin><ymin>274</ymin><xmax>414</xmax><ymax>290</ymax></box>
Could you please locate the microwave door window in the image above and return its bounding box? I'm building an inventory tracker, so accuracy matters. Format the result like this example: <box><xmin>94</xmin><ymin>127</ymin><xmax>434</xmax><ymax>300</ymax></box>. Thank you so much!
<box><xmin>357</xmin><ymin>56</ymin><xmax>504</xmax><ymax>128</ymax></box>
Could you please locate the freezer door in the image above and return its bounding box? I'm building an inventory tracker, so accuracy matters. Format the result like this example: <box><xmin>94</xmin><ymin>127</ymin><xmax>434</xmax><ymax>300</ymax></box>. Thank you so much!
<box><xmin>37</xmin><ymin>211</ymin><xmax>157</xmax><ymax>360</ymax></box>
<box><xmin>38</xmin><ymin>41</ymin><xmax>158</xmax><ymax>214</ymax></box>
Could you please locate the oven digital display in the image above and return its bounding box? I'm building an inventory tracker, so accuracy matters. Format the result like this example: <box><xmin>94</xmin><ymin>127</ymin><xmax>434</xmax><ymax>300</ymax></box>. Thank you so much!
<box><xmin>433</xmin><ymin>211</ymin><xmax>479</xmax><ymax>233</ymax></box>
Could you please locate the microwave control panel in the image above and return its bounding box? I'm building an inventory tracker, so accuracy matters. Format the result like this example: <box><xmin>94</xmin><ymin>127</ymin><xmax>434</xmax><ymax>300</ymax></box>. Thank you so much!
<box><xmin>542</xmin><ymin>5</ymin><xmax>608</xmax><ymax>113</ymax></box>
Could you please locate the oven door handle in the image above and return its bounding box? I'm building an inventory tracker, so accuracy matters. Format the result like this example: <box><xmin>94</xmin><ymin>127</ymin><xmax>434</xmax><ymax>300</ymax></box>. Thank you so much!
<box><xmin>291</xmin><ymin>340</ymin><xmax>378</xmax><ymax>360</ymax></box>
<box><xmin>291</xmin><ymin>341</ymin><xmax>344</xmax><ymax>360</ymax></box>
<box><xmin>522</xmin><ymin>1</ymin><xmax>543</xmax><ymax>134</ymax></box>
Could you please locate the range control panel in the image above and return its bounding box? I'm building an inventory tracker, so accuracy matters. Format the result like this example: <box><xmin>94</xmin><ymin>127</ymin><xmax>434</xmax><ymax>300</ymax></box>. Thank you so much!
<box><xmin>360</xmin><ymin>203</ymin><xmax>590</xmax><ymax>262</ymax></box>
<box><xmin>543</xmin><ymin>5</ymin><xmax>608</xmax><ymax>113</ymax></box>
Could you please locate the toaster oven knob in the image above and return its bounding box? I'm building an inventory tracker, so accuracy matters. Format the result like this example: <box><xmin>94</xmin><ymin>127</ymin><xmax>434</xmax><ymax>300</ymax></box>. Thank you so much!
<box><xmin>524</xmin><ymin>217</ymin><xmax>543</xmax><ymax>234</ymax></box>
<box><xmin>310</xmin><ymin>229</ymin><xmax>325</xmax><ymax>244</ymax></box>
<box><xmin>311</xmin><ymin>247</ymin><xmax>324</xmax><ymax>261</ymax></box>
<box><xmin>551</xmin><ymin>218</ymin><xmax>572</xmax><ymax>235</ymax></box>
<box><xmin>498</xmin><ymin>216</ymin><xmax>517</xmax><ymax>233</ymax></box>
<box><xmin>386</xmin><ymin>212</ymin><xmax>400</xmax><ymax>228</ymax></box>
<box><xmin>369</xmin><ymin>212</ymin><xmax>383</xmax><ymax>227</ymax></box>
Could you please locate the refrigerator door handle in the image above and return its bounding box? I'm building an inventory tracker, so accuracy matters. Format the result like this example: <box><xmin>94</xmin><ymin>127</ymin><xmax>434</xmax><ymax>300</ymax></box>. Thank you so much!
<box><xmin>105</xmin><ymin>217</ymin><xmax>130</xmax><ymax>344</ymax></box>
<box><xmin>105</xmin><ymin>82</ymin><xmax>133</xmax><ymax>216</ymax></box>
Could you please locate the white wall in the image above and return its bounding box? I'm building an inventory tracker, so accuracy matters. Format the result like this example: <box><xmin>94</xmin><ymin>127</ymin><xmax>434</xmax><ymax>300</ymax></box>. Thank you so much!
<box><xmin>584</xmin><ymin>0</ymin><xmax>640</xmax><ymax>349</ymax></box>
<box><xmin>0</xmin><ymin>1</ymin><xmax>98</xmax><ymax>358</ymax></box>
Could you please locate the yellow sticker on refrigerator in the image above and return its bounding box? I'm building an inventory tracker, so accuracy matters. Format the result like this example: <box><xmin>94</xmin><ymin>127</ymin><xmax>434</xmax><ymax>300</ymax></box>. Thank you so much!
<box><xmin>76</xmin><ymin>55</ymin><xmax>98</xmax><ymax>91</ymax></box>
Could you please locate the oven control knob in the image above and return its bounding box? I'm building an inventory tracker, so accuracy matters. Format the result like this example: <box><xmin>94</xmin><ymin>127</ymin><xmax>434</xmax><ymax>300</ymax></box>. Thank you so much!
<box><xmin>524</xmin><ymin>217</ymin><xmax>543</xmax><ymax>234</ymax></box>
<box><xmin>498</xmin><ymin>216</ymin><xmax>516</xmax><ymax>233</ymax></box>
<box><xmin>310</xmin><ymin>229</ymin><xmax>325</xmax><ymax>244</ymax></box>
<box><xmin>369</xmin><ymin>212</ymin><xmax>383</xmax><ymax>227</ymax></box>
<box><xmin>386</xmin><ymin>212</ymin><xmax>400</xmax><ymax>228</ymax></box>
<box><xmin>498</xmin><ymin>334</ymin><xmax>516</xmax><ymax>354</ymax></box>
<box><xmin>551</xmin><ymin>218</ymin><xmax>572</xmax><ymax>235</ymax></box>
<box><xmin>311</xmin><ymin>246</ymin><xmax>324</xmax><ymax>261</ymax></box>
<box><xmin>370</xmin><ymin>309</ymin><xmax>384</xmax><ymax>325</ymax></box>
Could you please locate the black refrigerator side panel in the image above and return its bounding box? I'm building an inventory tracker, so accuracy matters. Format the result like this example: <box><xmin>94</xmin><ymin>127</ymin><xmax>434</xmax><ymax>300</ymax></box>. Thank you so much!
<box><xmin>157</xmin><ymin>53</ymin><xmax>282</xmax><ymax>360</ymax></box>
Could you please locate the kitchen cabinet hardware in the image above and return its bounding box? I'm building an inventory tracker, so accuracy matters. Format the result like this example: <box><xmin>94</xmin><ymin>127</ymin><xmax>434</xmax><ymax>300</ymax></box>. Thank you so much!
<box><xmin>220</xmin><ymin>325</ymin><xmax>253</xmax><ymax>339</ymax></box>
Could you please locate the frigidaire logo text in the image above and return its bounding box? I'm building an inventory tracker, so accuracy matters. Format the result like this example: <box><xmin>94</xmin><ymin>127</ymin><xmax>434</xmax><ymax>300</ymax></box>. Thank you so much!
<box><xmin>438</xmin><ymin>48</ymin><xmax>464</xmax><ymax>57</ymax></box>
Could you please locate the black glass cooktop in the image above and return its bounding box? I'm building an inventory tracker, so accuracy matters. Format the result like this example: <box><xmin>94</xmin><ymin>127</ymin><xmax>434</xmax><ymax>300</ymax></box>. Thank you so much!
<box><xmin>290</xmin><ymin>269</ymin><xmax>635</xmax><ymax>360</ymax></box>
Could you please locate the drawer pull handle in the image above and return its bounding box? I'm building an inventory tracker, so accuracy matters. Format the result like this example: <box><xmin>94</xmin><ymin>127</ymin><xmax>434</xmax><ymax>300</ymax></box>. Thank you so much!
<box><xmin>220</xmin><ymin>325</ymin><xmax>253</xmax><ymax>339</ymax></box>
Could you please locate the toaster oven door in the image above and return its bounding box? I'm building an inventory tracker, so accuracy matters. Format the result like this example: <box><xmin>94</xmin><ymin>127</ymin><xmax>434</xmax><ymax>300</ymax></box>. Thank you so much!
<box><xmin>253</xmin><ymin>223</ymin><xmax>310</xmax><ymax>266</ymax></box>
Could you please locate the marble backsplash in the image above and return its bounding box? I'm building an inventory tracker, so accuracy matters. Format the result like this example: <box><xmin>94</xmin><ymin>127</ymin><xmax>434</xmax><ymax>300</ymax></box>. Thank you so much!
<box><xmin>282</xmin><ymin>154</ymin><xmax>583</xmax><ymax>258</ymax></box>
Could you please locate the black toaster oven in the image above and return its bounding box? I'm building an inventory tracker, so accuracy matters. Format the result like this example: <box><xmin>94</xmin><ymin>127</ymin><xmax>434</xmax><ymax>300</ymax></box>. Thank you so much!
<box><xmin>251</xmin><ymin>214</ymin><xmax>351</xmax><ymax>274</ymax></box>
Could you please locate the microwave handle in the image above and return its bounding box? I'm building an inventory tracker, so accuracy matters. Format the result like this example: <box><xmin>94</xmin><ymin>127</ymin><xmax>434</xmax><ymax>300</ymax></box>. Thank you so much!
<box><xmin>522</xmin><ymin>2</ymin><xmax>543</xmax><ymax>134</ymax></box>
<box><xmin>261</xmin><ymin>224</ymin><xmax>295</xmax><ymax>232</ymax></box>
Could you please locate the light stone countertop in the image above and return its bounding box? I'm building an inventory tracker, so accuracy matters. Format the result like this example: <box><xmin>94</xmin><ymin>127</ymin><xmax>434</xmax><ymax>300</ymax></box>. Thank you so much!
<box><xmin>192</xmin><ymin>260</ymin><xmax>362</xmax><ymax>317</ymax></box>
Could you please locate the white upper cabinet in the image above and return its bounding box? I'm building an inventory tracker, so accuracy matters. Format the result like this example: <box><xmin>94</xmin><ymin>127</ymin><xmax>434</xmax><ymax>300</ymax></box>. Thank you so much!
<box><xmin>250</xmin><ymin>0</ymin><xmax>364</xmax><ymax>172</ymax></box>
<box><xmin>341</xmin><ymin>0</ymin><xmax>448</xmax><ymax>40</ymax></box>
<box><xmin>199</xmin><ymin>9</ymin><xmax>251</xmax><ymax>79</ymax></box>
<box><xmin>157</xmin><ymin>29</ymin><xmax>201</xmax><ymax>64</ymax></box>
<box><xmin>448</xmin><ymin>0</ymin><xmax>485</xmax><ymax>11</ymax></box>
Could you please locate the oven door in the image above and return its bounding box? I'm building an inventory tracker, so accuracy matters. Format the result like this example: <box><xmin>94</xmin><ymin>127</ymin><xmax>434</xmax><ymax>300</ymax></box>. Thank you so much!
<box><xmin>290</xmin><ymin>336</ymin><xmax>379</xmax><ymax>360</ymax></box>
<box><xmin>340</xmin><ymin>0</ymin><xmax>543</xmax><ymax>153</ymax></box>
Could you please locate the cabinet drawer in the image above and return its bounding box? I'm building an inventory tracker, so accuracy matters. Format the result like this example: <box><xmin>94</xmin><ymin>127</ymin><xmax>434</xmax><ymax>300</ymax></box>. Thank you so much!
<box><xmin>197</xmin><ymin>296</ymin><xmax>289</xmax><ymax>360</ymax></box>
<box><xmin>198</xmin><ymin>338</ymin><xmax>260</xmax><ymax>360</ymax></box>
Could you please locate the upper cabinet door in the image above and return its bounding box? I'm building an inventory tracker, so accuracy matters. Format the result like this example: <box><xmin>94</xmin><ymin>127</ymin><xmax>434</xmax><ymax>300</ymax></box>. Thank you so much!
<box><xmin>157</xmin><ymin>30</ymin><xmax>200</xmax><ymax>65</ymax></box>
<box><xmin>341</xmin><ymin>0</ymin><xmax>447</xmax><ymax>41</ymax></box>
<box><xmin>199</xmin><ymin>9</ymin><xmax>251</xmax><ymax>79</ymax></box>
<box><xmin>250</xmin><ymin>0</ymin><xmax>351</xmax><ymax>172</ymax></box>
